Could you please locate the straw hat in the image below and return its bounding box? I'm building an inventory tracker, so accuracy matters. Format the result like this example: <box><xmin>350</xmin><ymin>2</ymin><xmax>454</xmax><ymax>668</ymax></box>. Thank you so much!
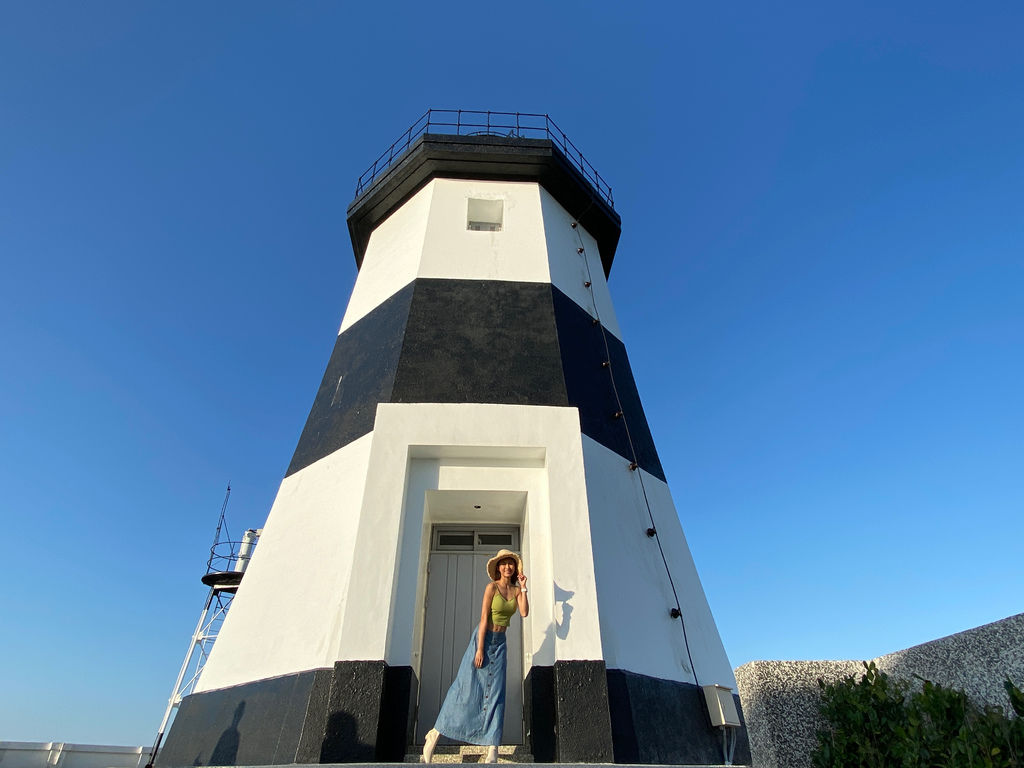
<box><xmin>486</xmin><ymin>549</ymin><xmax>524</xmax><ymax>581</ymax></box>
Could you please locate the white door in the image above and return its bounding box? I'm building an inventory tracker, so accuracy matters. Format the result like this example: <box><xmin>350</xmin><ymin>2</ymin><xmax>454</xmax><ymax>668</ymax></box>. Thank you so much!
<box><xmin>417</xmin><ymin>527</ymin><xmax>523</xmax><ymax>745</ymax></box>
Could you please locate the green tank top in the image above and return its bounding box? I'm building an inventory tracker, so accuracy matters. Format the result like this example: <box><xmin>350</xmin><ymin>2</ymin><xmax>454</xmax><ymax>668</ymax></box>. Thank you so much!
<box><xmin>490</xmin><ymin>588</ymin><xmax>517</xmax><ymax>627</ymax></box>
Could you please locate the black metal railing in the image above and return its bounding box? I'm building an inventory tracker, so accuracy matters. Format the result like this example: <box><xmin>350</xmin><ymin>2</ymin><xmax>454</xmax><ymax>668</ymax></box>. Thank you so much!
<box><xmin>354</xmin><ymin>109</ymin><xmax>614</xmax><ymax>208</ymax></box>
<box><xmin>206</xmin><ymin>537</ymin><xmax>257</xmax><ymax>575</ymax></box>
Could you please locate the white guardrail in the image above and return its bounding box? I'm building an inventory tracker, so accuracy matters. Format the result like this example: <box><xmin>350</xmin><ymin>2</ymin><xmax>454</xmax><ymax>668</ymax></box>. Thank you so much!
<box><xmin>0</xmin><ymin>742</ymin><xmax>147</xmax><ymax>768</ymax></box>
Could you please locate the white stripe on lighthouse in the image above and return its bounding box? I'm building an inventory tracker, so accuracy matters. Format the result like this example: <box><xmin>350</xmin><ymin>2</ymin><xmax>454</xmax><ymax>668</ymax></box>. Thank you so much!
<box><xmin>339</xmin><ymin>179</ymin><xmax>622</xmax><ymax>340</ymax></box>
<box><xmin>197</xmin><ymin>404</ymin><xmax>736</xmax><ymax>696</ymax></box>
<box><xmin>538</xmin><ymin>186</ymin><xmax>621</xmax><ymax>340</ymax></box>
<box><xmin>195</xmin><ymin>432</ymin><xmax>374</xmax><ymax>693</ymax></box>
<box><xmin>581</xmin><ymin>435</ymin><xmax>738</xmax><ymax>689</ymax></box>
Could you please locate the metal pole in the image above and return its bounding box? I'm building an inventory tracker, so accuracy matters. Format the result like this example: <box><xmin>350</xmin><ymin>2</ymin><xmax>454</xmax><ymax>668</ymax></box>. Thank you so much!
<box><xmin>233</xmin><ymin>529</ymin><xmax>260</xmax><ymax>573</ymax></box>
<box><xmin>205</xmin><ymin>485</ymin><xmax>230</xmax><ymax>572</ymax></box>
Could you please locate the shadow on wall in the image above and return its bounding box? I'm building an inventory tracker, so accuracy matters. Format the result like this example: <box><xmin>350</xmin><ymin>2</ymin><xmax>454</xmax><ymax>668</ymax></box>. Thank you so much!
<box><xmin>554</xmin><ymin>583</ymin><xmax>574</xmax><ymax>640</ymax></box>
<box><xmin>320</xmin><ymin>711</ymin><xmax>363</xmax><ymax>762</ymax></box>
<box><xmin>209</xmin><ymin>701</ymin><xmax>245</xmax><ymax>766</ymax></box>
<box><xmin>534</xmin><ymin>582</ymin><xmax>575</xmax><ymax>665</ymax></box>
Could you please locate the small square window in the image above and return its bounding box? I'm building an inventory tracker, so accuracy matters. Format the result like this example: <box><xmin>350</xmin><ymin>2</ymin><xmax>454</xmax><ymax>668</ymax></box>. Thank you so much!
<box><xmin>467</xmin><ymin>198</ymin><xmax>503</xmax><ymax>231</ymax></box>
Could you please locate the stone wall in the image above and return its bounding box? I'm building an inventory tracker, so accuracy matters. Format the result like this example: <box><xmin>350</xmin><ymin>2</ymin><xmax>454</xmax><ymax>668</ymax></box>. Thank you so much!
<box><xmin>735</xmin><ymin>612</ymin><xmax>1024</xmax><ymax>768</ymax></box>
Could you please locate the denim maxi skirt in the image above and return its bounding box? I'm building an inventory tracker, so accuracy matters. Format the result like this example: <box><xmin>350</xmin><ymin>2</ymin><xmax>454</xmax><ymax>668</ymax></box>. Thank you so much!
<box><xmin>434</xmin><ymin>629</ymin><xmax>507</xmax><ymax>746</ymax></box>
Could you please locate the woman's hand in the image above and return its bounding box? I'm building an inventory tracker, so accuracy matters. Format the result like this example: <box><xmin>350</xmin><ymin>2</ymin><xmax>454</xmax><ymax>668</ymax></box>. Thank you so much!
<box><xmin>474</xmin><ymin>650</ymin><xmax>484</xmax><ymax>669</ymax></box>
<box><xmin>516</xmin><ymin>572</ymin><xmax>529</xmax><ymax>617</ymax></box>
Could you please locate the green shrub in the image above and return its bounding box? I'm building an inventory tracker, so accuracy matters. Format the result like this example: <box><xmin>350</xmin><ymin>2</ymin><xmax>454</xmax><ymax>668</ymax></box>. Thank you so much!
<box><xmin>812</xmin><ymin>662</ymin><xmax>1024</xmax><ymax>768</ymax></box>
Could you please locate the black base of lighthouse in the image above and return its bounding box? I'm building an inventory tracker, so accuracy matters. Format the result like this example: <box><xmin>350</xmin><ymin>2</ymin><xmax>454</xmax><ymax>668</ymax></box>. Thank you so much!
<box><xmin>155</xmin><ymin>662</ymin><xmax>416</xmax><ymax>767</ymax></box>
<box><xmin>524</xmin><ymin>661</ymin><xmax>617</xmax><ymax>762</ymax></box>
<box><xmin>158</xmin><ymin>661</ymin><xmax>749</xmax><ymax>765</ymax></box>
<box><xmin>607</xmin><ymin>669</ymin><xmax>752</xmax><ymax>765</ymax></box>
<box><xmin>525</xmin><ymin>665</ymin><xmax>751</xmax><ymax>765</ymax></box>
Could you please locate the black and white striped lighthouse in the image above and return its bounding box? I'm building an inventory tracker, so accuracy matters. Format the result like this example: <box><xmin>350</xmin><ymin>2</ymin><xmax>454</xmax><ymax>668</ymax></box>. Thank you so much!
<box><xmin>157</xmin><ymin>111</ymin><xmax>750</xmax><ymax>767</ymax></box>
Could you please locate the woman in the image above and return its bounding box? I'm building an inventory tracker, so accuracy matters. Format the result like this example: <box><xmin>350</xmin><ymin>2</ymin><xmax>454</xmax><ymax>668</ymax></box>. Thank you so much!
<box><xmin>422</xmin><ymin>549</ymin><xmax>529</xmax><ymax>764</ymax></box>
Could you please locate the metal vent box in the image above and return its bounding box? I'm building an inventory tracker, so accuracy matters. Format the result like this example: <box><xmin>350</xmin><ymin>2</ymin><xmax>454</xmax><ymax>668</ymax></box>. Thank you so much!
<box><xmin>702</xmin><ymin>684</ymin><xmax>741</xmax><ymax>727</ymax></box>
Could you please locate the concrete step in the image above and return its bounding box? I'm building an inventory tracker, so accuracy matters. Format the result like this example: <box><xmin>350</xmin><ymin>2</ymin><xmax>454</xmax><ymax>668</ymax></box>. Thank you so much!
<box><xmin>405</xmin><ymin>745</ymin><xmax>533</xmax><ymax>763</ymax></box>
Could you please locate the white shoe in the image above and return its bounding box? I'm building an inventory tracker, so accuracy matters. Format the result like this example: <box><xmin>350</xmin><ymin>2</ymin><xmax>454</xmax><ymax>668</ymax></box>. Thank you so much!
<box><xmin>422</xmin><ymin>728</ymin><xmax>440</xmax><ymax>763</ymax></box>
<box><xmin>484</xmin><ymin>745</ymin><xmax>498</xmax><ymax>763</ymax></box>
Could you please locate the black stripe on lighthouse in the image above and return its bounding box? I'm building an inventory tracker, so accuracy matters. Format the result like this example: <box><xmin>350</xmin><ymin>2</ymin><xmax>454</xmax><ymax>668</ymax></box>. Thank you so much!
<box><xmin>391</xmin><ymin>279</ymin><xmax>568</xmax><ymax>406</ymax></box>
<box><xmin>286</xmin><ymin>279</ymin><xmax>666</xmax><ymax>481</ymax></box>
<box><xmin>550</xmin><ymin>287</ymin><xmax>665</xmax><ymax>480</ymax></box>
<box><xmin>286</xmin><ymin>282</ymin><xmax>415</xmax><ymax>476</ymax></box>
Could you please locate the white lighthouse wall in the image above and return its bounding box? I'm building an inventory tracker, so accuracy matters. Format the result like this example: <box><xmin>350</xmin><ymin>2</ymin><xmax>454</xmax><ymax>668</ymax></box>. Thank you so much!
<box><xmin>581</xmin><ymin>436</ymin><xmax>737</xmax><ymax>689</ymax></box>
<box><xmin>335</xmin><ymin>403</ymin><xmax>605</xmax><ymax>672</ymax></box>
<box><xmin>194</xmin><ymin>432</ymin><xmax>374</xmax><ymax>693</ymax></box>
<box><xmin>639</xmin><ymin>468</ymin><xmax>738</xmax><ymax>689</ymax></box>
<box><xmin>539</xmin><ymin>187</ymin><xmax>623</xmax><ymax>340</ymax></box>
<box><xmin>339</xmin><ymin>179</ymin><xmax>620</xmax><ymax>337</ymax></box>
<box><xmin>419</xmin><ymin>180</ymin><xmax>549</xmax><ymax>284</ymax></box>
<box><xmin>340</xmin><ymin>182</ymin><xmax>431</xmax><ymax>333</ymax></box>
<box><xmin>194</xmin><ymin>403</ymin><xmax>736</xmax><ymax>697</ymax></box>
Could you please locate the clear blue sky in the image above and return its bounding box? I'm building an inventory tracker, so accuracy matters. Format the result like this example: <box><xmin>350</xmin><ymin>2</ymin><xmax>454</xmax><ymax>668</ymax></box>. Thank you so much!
<box><xmin>1</xmin><ymin>1</ymin><xmax>1021</xmax><ymax>746</ymax></box>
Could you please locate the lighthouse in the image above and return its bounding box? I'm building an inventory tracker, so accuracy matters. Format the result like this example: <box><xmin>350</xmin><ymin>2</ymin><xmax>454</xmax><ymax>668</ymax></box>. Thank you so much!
<box><xmin>156</xmin><ymin>111</ymin><xmax>750</xmax><ymax>766</ymax></box>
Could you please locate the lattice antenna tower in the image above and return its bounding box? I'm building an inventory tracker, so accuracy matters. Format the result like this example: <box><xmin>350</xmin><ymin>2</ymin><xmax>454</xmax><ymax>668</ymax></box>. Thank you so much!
<box><xmin>146</xmin><ymin>485</ymin><xmax>262</xmax><ymax>768</ymax></box>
